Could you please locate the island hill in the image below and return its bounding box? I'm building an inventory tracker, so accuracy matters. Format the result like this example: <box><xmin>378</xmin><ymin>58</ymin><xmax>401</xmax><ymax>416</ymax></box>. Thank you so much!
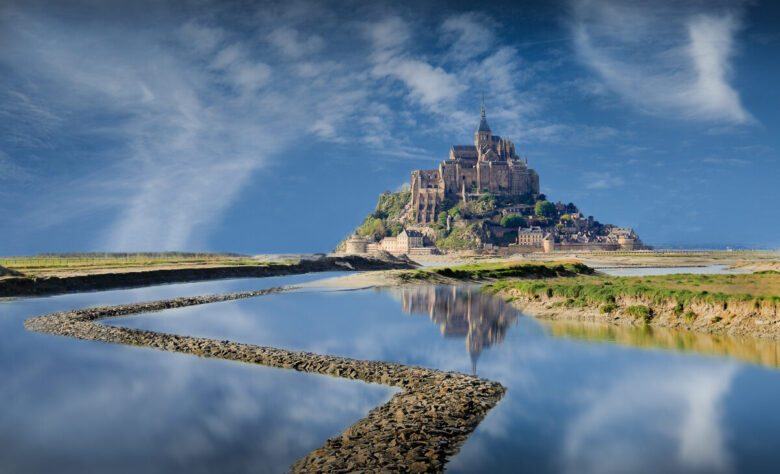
<box><xmin>341</xmin><ymin>98</ymin><xmax>647</xmax><ymax>255</ymax></box>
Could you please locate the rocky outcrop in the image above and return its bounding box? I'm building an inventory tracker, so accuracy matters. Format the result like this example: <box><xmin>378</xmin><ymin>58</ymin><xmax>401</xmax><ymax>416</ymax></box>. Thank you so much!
<box><xmin>0</xmin><ymin>254</ymin><xmax>417</xmax><ymax>298</ymax></box>
<box><xmin>24</xmin><ymin>285</ymin><xmax>504</xmax><ymax>473</ymax></box>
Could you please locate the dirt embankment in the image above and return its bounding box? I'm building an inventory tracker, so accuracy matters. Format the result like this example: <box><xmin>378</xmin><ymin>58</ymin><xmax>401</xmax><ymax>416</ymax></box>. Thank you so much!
<box><xmin>0</xmin><ymin>254</ymin><xmax>417</xmax><ymax>298</ymax></box>
<box><xmin>728</xmin><ymin>261</ymin><xmax>780</xmax><ymax>273</ymax></box>
<box><xmin>0</xmin><ymin>265</ymin><xmax>24</xmax><ymax>277</ymax></box>
<box><xmin>502</xmin><ymin>290</ymin><xmax>780</xmax><ymax>340</ymax></box>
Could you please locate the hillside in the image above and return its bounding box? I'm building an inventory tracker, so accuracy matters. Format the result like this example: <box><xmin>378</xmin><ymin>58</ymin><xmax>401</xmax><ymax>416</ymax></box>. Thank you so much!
<box><xmin>342</xmin><ymin>189</ymin><xmax>642</xmax><ymax>253</ymax></box>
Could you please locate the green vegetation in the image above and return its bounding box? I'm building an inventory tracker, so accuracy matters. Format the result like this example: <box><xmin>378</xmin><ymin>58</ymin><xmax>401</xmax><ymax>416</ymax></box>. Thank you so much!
<box><xmin>600</xmin><ymin>303</ymin><xmax>618</xmax><ymax>314</ymax></box>
<box><xmin>354</xmin><ymin>191</ymin><xmax>411</xmax><ymax>240</ymax></box>
<box><xmin>0</xmin><ymin>252</ymin><xmax>262</xmax><ymax>273</ymax></box>
<box><xmin>455</xmin><ymin>193</ymin><xmax>497</xmax><ymax>218</ymax></box>
<box><xmin>500</xmin><ymin>214</ymin><xmax>526</xmax><ymax>228</ymax></box>
<box><xmin>534</xmin><ymin>201</ymin><xmax>556</xmax><ymax>218</ymax></box>
<box><xmin>406</xmin><ymin>261</ymin><xmax>595</xmax><ymax>281</ymax></box>
<box><xmin>486</xmin><ymin>271</ymin><xmax>779</xmax><ymax>323</ymax></box>
<box><xmin>625</xmin><ymin>305</ymin><xmax>654</xmax><ymax>323</ymax></box>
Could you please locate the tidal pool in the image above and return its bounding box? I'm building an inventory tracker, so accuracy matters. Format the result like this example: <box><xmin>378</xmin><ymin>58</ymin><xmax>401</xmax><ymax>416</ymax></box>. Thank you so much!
<box><xmin>109</xmin><ymin>283</ymin><xmax>780</xmax><ymax>474</ymax></box>
<box><xmin>596</xmin><ymin>263</ymin><xmax>744</xmax><ymax>276</ymax></box>
<box><xmin>0</xmin><ymin>272</ymin><xmax>396</xmax><ymax>474</ymax></box>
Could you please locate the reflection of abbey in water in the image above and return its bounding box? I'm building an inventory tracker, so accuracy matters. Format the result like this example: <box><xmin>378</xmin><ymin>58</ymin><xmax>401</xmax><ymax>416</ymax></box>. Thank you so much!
<box><xmin>395</xmin><ymin>286</ymin><xmax>518</xmax><ymax>374</ymax></box>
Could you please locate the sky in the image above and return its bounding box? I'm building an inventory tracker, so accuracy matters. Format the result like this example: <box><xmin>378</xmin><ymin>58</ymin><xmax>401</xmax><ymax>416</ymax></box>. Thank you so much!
<box><xmin>0</xmin><ymin>0</ymin><xmax>778</xmax><ymax>255</ymax></box>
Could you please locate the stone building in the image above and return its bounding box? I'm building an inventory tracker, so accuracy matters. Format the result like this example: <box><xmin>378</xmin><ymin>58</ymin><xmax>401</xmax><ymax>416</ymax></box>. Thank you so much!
<box><xmin>542</xmin><ymin>233</ymin><xmax>556</xmax><ymax>253</ymax></box>
<box><xmin>344</xmin><ymin>234</ymin><xmax>372</xmax><ymax>254</ymax></box>
<box><xmin>518</xmin><ymin>226</ymin><xmax>544</xmax><ymax>247</ymax></box>
<box><xmin>379</xmin><ymin>229</ymin><xmax>425</xmax><ymax>254</ymax></box>
<box><xmin>410</xmin><ymin>97</ymin><xmax>540</xmax><ymax>224</ymax></box>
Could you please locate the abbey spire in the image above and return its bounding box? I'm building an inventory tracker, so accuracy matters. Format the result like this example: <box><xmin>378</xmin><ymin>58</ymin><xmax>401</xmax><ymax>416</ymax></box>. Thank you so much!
<box><xmin>475</xmin><ymin>94</ymin><xmax>493</xmax><ymax>148</ymax></box>
<box><xmin>477</xmin><ymin>93</ymin><xmax>491</xmax><ymax>133</ymax></box>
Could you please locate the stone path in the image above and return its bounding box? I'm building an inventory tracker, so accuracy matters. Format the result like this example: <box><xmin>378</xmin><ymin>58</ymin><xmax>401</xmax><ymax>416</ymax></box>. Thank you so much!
<box><xmin>24</xmin><ymin>286</ymin><xmax>505</xmax><ymax>473</ymax></box>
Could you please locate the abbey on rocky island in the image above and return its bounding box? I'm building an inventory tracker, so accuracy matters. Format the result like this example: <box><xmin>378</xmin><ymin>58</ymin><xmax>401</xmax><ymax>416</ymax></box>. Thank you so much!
<box><xmin>411</xmin><ymin>97</ymin><xmax>540</xmax><ymax>224</ymax></box>
<box><xmin>341</xmin><ymin>95</ymin><xmax>648</xmax><ymax>255</ymax></box>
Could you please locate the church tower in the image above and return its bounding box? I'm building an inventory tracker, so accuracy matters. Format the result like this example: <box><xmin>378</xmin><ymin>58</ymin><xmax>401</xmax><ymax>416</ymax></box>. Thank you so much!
<box><xmin>475</xmin><ymin>94</ymin><xmax>492</xmax><ymax>148</ymax></box>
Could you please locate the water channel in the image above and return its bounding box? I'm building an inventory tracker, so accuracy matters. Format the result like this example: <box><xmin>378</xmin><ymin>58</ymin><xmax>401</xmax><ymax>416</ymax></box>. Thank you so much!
<box><xmin>2</xmin><ymin>268</ymin><xmax>779</xmax><ymax>473</ymax></box>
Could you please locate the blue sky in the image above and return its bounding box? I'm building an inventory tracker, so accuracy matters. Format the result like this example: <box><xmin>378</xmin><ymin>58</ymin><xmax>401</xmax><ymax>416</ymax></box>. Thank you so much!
<box><xmin>0</xmin><ymin>0</ymin><xmax>778</xmax><ymax>254</ymax></box>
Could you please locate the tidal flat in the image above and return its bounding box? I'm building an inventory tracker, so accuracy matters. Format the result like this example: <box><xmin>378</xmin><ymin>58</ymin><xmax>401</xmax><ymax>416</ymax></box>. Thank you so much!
<box><xmin>4</xmin><ymin>254</ymin><xmax>780</xmax><ymax>473</ymax></box>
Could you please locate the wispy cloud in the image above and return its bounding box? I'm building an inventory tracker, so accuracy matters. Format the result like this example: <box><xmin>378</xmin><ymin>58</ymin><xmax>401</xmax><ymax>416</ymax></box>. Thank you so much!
<box><xmin>267</xmin><ymin>26</ymin><xmax>324</xmax><ymax>59</ymax></box>
<box><xmin>0</xmin><ymin>0</ymin><xmax>684</xmax><ymax>252</ymax></box>
<box><xmin>570</xmin><ymin>0</ymin><xmax>753</xmax><ymax>124</ymax></box>
<box><xmin>440</xmin><ymin>12</ymin><xmax>495</xmax><ymax>61</ymax></box>
<box><xmin>584</xmin><ymin>171</ymin><xmax>624</xmax><ymax>189</ymax></box>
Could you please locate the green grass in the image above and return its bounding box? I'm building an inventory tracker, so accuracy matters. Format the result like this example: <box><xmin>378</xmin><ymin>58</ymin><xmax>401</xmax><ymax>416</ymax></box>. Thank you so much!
<box><xmin>221</xmin><ymin>261</ymin><xmax>298</xmax><ymax>266</ymax></box>
<box><xmin>397</xmin><ymin>270</ymin><xmax>436</xmax><ymax>281</ymax></box>
<box><xmin>625</xmin><ymin>305</ymin><xmax>654</xmax><ymax>323</ymax></box>
<box><xmin>486</xmin><ymin>272</ymin><xmax>779</xmax><ymax>310</ymax></box>
<box><xmin>600</xmin><ymin>303</ymin><xmax>617</xmax><ymax>314</ymax></box>
<box><xmin>0</xmin><ymin>253</ymin><xmax>289</xmax><ymax>273</ymax></box>
<box><xmin>426</xmin><ymin>262</ymin><xmax>595</xmax><ymax>280</ymax></box>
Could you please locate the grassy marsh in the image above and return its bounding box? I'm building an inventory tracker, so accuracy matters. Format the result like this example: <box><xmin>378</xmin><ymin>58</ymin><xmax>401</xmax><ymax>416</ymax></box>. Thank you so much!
<box><xmin>486</xmin><ymin>271</ymin><xmax>780</xmax><ymax>309</ymax></box>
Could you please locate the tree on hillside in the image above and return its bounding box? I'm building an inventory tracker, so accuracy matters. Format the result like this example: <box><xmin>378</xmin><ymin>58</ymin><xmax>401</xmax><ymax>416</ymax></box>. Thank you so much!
<box><xmin>535</xmin><ymin>201</ymin><xmax>556</xmax><ymax>218</ymax></box>
<box><xmin>500</xmin><ymin>214</ymin><xmax>527</xmax><ymax>228</ymax></box>
<box><xmin>437</xmin><ymin>211</ymin><xmax>449</xmax><ymax>228</ymax></box>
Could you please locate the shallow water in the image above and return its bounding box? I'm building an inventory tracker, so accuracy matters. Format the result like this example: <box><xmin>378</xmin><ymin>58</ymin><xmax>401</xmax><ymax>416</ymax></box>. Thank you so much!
<box><xmin>5</xmin><ymin>269</ymin><xmax>780</xmax><ymax>473</ymax></box>
<box><xmin>0</xmin><ymin>272</ymin><xmax>396</xmax><ymax>474</ymax></box>
<box><xmin>110</xmin><ymin>282</ymin><xmax>780</xmax><ymax>474</ymax></box>
<box><xmin>596</xmin><ymin>263</ymin><xmax>745</xmax><ymax>276</ymax></box>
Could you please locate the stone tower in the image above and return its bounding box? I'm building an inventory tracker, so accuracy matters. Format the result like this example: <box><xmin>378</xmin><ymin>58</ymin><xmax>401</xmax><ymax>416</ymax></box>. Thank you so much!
<box><xmin>475</xmin><ymin>94</ymin><xmax>492</xmax><ymax>148</ymax></box>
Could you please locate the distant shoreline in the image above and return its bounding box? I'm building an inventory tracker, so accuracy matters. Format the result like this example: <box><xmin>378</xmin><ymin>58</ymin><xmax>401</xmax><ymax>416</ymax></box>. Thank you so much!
<box><xmin>0</xmin><ymin>254</ymin><xmax>416</xmax><ymax>298</ymax></box>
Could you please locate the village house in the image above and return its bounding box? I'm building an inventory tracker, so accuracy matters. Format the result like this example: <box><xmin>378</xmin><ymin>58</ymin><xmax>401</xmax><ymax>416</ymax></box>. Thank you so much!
<box><xmin>378</xmin><ymin>229</ymin><xmax>425</xmax><ymax>254</ymax></box>
<box><xmin>517</xmin><ymin>226</ymin><xmax>544</xmax><ymax>247</ymax></box>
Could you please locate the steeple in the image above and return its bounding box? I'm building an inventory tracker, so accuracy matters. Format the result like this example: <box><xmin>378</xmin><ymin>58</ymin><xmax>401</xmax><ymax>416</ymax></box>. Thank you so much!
<box><xmin>477</xmin><ymin>93</ymin><xmax>491</xmax><ymax>133</ymax></box>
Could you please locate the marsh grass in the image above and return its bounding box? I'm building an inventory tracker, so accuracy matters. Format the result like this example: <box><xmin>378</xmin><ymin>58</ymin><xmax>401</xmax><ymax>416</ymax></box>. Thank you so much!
<box><xmin>427</xmin><ymin>261</ymin><xmax>594</xmax><ymax>280</ymax></box>
<box><xmin>486</xmin><ymin>272</ymin><xmax>779</xmax><ymax>307</ymax></box>
<box><xmin>0</xmin><ymin>252</ymin><xmax>270</xmax><ymax>272</ymax></box>
<box><xmin>625</xmin><ymin>305</ymin><xmax>654</xmax><ymax>323</ymax></box>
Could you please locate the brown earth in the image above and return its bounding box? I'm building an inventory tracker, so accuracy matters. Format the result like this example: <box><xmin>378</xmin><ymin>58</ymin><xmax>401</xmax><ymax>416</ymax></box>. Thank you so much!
<box><xmin>501</xmin><ymin>291</ymin><xmax>780</xmax><ymax>340</ymax></box>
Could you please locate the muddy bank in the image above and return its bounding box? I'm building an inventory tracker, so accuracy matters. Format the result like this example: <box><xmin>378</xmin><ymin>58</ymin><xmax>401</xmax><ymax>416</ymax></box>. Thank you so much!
<box><xmin>24</xmin><ymin>285</ymin><xmax>504</xmax><ymax>473</ymax></box>
<box><xmin>0</xmin><ymin>254</ymin><xmax>416</xmax><ymax>298</ymax></box>
<box><xmin>728</xmin><ymin>261</ymin><xmax>780</xmax><ymax>273</ymax></box>
<box><xmin>500</xmin><ymin>291</ymin><xmax>780</xmax><ymax>340</ymax></box>
<box><xmin>0</xmin><ymin>265</ymin><xmax>23</xmax><ymax>277</ymax></box>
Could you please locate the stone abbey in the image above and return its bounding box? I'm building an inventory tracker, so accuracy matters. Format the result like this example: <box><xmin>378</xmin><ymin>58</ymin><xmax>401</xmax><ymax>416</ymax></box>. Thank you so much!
<box><xmin>342</xmin><ymin>95</ymin><xmax>648</xmax><ymax>255</ymax></box>
<box><xmin>411</xmin><ymin>97</ymin><xmax>540</xmax><ymax>224</ymax></box>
